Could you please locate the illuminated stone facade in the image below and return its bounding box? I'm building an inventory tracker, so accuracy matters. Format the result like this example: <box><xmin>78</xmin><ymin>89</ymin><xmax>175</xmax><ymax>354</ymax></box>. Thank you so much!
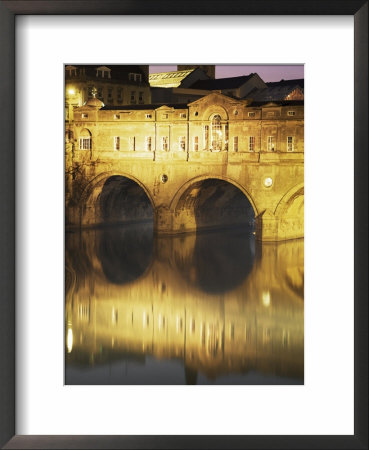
<box><xmin>65</xmin><ymin>92</ymin><xmax>304</xmax><ymax>241</ymax></box>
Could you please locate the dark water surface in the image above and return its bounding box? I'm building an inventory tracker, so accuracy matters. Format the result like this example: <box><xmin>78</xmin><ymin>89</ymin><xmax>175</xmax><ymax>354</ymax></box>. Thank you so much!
<box><xmin>65</xmin><ymin>224</ymin><xmax>304</xmax><ymax>385</ymax></box>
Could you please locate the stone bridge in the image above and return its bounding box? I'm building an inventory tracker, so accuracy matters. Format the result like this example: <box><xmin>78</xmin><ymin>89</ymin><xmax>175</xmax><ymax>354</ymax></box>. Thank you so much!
<box><xmin>65</xmin><ymin>93</ymin><xmax>304</xmax><ymax>241</ymax></box>
<box><xmin>66</xmin><ymin>151</ymin><xmax>303</xmax><ymax>241</ymax></box>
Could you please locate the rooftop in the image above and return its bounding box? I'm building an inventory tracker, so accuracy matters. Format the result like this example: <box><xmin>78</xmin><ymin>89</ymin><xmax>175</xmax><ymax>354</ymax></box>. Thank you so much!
<box><xmin>266</xmin><ymin>78</ymin><xmax>304</xmax><ymax>88</ymax></box>
<box><xmin>101</xmin><ymin>103</ymin><xmax>189</xmax><ymax>110</ymax></box>
<box><xmin>190</xmin><ymin>74</ymin><xmax>255</xmax><ymax>90</ymax></box>
<box><xmin>149</xmin><ymin>69</ymin><xmax>197</xmax><ymax>87</ymax></box>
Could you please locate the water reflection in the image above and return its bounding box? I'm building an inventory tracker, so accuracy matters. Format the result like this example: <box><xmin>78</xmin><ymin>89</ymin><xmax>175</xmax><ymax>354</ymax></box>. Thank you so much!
<box><xmin>65</xmin><ymin>224</ymin><xmax>304</xmax><ymax>384</ymax></box>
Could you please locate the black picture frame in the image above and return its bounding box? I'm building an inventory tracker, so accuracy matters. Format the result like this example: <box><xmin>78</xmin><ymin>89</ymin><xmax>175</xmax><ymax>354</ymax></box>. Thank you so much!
<box><xmin>0</xmin><ymin>1</ymin><xmax>367</xmax><ymax>449</ymax></box>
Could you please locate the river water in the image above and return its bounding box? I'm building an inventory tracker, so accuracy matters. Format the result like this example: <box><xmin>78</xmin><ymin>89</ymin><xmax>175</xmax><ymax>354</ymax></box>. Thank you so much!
<box><xmin>65</xmin><ymin>224</ymin><xmax>304</xmax><ymax>385</ymax></box>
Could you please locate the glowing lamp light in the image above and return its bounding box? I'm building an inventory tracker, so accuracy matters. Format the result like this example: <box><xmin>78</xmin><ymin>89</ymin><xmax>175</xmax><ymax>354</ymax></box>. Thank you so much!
<box><xmin>68</xmin><ymin>88</ymin><xmax>75</xmax><ymax>95</ymax></box>
<box><xmin>264</xmin><ymin>177</ymin><xmax>273</xmax><ymax>187</ymax></box>
<box><xmin>67</xmin><ymin>328</ymin><xmax>73</xmax><ymax>353</ymax></box>
<box><xmin>262</xmin><ymin>291</ymin><xmax>271</xmax><ymax>307</ymax></box>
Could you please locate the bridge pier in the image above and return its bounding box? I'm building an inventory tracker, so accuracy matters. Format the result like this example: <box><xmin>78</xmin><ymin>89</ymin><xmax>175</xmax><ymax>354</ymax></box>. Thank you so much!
<box><xmin>255</xmin><ymin>210</ymin><xmax>304</xmax><ymax>242</ymax></box>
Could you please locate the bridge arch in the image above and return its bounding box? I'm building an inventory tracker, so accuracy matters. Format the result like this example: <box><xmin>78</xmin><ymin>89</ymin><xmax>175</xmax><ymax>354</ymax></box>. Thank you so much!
<box><xmin>274</xmin><ymin>182</ymin><xmax>304</xmax><ymax>240</ymax></box>
<box><xmin>274</xmin><ymin>182</ymin><xmax>304</xmax><ymax>217</ymax></box>
<box><xmin>79</xmin><ymin>171</ymin><xmax>156</xmax><ymax>227</ymax></box>
<box><xmin>169</xmin><ymin>175</ymin><xmax>258</xmax><ymax>233</ymax></box>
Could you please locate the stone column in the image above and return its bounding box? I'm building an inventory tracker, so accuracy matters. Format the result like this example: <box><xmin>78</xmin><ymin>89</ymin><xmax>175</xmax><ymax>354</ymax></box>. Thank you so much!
<box><xmin>255</xmin><ymin>209</ymin><xmax>279</xmax><ymax>242</ymax></box>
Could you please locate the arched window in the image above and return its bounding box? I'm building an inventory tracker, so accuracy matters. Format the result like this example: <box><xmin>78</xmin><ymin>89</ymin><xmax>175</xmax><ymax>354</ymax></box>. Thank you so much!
<box><xmin>211</xmin><ymin>114</ymin><xmax>222</xmax><ymax>151</ymax></box>
<box><xmin>79</xmin><ymin>129</ymin><xmax>92</xmax><ymax>150</ymax></box>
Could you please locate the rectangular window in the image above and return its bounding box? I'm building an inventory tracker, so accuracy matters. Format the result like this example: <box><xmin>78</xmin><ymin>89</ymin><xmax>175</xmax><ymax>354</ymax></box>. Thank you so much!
<box><xmin>180</xmin><ymin>113</ymin><xmax>186</xmax><ymax>118</ymax></box>
<box><xmin>267</xmin><ymin>136</ymin><xmax>275</xmax><ymax>152</ymax></box>
<box><xmin>233</xmin><ymin>136</ymin><xmax>238</xmax><ymax>152</ymax></box>
<box><xmin>107</xmin><ymin>88</ymin><xmax>113</xmax><ymax>98</ymax></box>
<box><xmin>97</xmin><ymin>88</ymin><xmax>103</xmax><ymax>99</ymax></box>
<box><xmin>145</xmin><ymin>114</ymin><xmax>152</xmax><ymax>119</ymax></box>
<box><xmin>287</xmin><ymin>136</ymin><xmax>294</xmax><ymax>152</ymax></box>
<box><xmin>129</xmin><ymin>136</ymin><xmax>135</xmax><ymax>151</ymax></box>
<box><xmin>179</xmin><ymin>136</ymin><xmax>186</xmax><ymax>151</ymax></box>
<box><xmin>193</xmin><ymin>136</ymin><xmax>199</xmax><ymax>151</ymax></box>
<box><xmin>224</xmin><ymin>124</ymin><xmax>229</xmax><ymax>151</ymax></box>
<box><xmin>114</xmin><ymin>114</ymin><xmax>120</xmax><ymax>120</ymax></box>
<box><xmin>249</xmin><ymin>136</ymin><xmax>255</xmax><ymax>152</ymax></box>
<box><xmin>79</xmin><ymin>137</ymin><xmax>91</xmax><ymax>150</ymax></box>
<box><xmin>161</xmin><ymin>136</ymin><xmax>168</xmax><ymax>151</ymax></box>
<box><xmin>130</xmin><ymin>91</ymin><xmax>136</xmax><ymax>103</ymax></box>
<box><xmin>117</xmin><ymin>88</ymin><xmax>123</xmax><ymax>102</ymax></box>
<box><xmin>114</xmin><ymin>136</ymin><xmax>120</xmax><ymax>151</ymax></box>
<box><xmin>81</xmin><ymin>113</ymin><xmax>88</xmax><ymax>119</ymax></box>
<box><xmin>162</xmin><ymin>114</ymin><xmax>168</xmax><ymax>119</ymax></box>
<box><xmin>138</xmin><ymin>91</ymin><xmax>144</xmax><ymax>103</ymax></box>
<box><xmin>204</xmin><ymin>125</ymin><xmax>209</xmax><ymax>149</ymax></box>
<box><xmin>129</xmin><ymin>73</ymin><xmax>142</xmax><ymax>82</ymax></box>
<box><xmin>248</xmin><ymin>112</ymin><xmax>255</xmax><ymax>117</ymax></box>
<box><xmin>267</xmin><ymin>111</ymin><xmax>275</xmax><ymax>117</ymax></box>
<box><xmin>146</xmin><ymin>136</ymin><xmax>152</xmax><ymax>151</ymax></box>
<box><xmin>287</xmin><ymin>111</ymin><xmax>296</xmax><ymax>116</ymax></box>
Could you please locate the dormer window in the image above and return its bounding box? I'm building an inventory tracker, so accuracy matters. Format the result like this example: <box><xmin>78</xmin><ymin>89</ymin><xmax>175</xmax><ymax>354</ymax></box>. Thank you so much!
<box><xmin>129</xmin><ymin>73</ymin><xmax>142</xmax><ymax>82</ymax></box>
<box><xmin>96</xmin><ymin>66</ymin><xmax>111</xmax><ymax>79</ymax></box>
<box><xmin>66</xmin><ymin>65</ymin><xmax>77</xmax><ymax>77</ymax></box>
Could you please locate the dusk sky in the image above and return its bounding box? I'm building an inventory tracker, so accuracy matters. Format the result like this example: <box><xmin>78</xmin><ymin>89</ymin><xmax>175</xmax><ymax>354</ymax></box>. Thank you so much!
<box><xmin>150</xmin><ymin>65</ymin><xmax>304</xmax><ymax>82</ymax></box>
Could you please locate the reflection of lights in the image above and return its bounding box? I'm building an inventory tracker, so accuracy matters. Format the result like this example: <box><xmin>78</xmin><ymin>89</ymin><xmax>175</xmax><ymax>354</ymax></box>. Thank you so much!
<box><xmin>264</xmin><ymin>177</ymin><xmax>273</xmax><ymax>187</ymax></box>
<box><xmin>67</xmin><ymin>328</ymin><xmax>73</xmax><ymax>353</ymax></box>
<box><xmin>68</xmin><ymin>88</ymin><xmax>75</xmax><ymax>95</ymax></box>
<box><xmin>262</xmin><ymin>290</ymin><xmax>271</xmax><ymax>307</ymax></box>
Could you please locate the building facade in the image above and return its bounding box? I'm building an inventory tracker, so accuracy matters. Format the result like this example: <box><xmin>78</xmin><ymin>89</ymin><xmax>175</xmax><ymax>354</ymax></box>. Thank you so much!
<box><xmin>70</xmin><ymin>93</ymin><xmax>303</xmax><ymax>155</ymax></box>
<box><xmin>66</xmin><ymin>92</ymin><xmax>304</xmax><ymax>241</ymax></box>
<box><xmin>65</xmin><ymin>64</ymin><xmax>151</xmax><ymax>121</ymax></box>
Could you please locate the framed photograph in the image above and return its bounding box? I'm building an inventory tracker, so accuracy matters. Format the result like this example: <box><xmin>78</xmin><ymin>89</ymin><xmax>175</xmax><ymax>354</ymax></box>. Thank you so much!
<box><xmin>0</xmin><ymin>1</ymin><xmax>367</xmax><ymax>449</ymax></box>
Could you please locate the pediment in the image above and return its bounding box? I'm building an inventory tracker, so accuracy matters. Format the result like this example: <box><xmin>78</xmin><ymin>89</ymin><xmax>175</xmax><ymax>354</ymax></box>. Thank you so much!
<box><xmin>188</xmin><ymin>92</ymin><xmax>247</xmax><ymax>107</ymax></box>
<box><xmin>155</xmin><ymin>105</ymin><xmax>177</xmax><ymax>111</ymax></box>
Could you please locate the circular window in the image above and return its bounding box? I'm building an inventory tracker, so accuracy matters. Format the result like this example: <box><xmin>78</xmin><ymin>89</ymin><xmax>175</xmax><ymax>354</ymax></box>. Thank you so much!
<box><xmin>264</xmin><ymin>177</ymin><xmax>273</xmax><ymax>187</ymax></box>
<box><xmin>234</xmin><ymin>110</ymin><xmax>238</xmax><ymax>115</ymax></box>
<box><xmin>194</xmin><ymin>111</ymin><xmax>198</xmax><ymax>116</ymax></box>
<box><xmin>161</xmin><ymin>174</ymin><xmax>168</xmax><ymax>183</ymax></box>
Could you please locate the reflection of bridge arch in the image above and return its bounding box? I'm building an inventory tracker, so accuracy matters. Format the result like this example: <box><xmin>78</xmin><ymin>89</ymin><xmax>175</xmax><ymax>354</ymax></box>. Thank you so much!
<box><xmin>79</xmin><ymin>171</ymin><xmax>156</xmax><ymax>226</ymax></box>
<box><xmin>97</xmin><ymin>225</ymin><xmax>154</xmax><ymax>285</ymax></box>
<box><xmin>169</xmin><ymin>175</ymin><xmax>258</xmax><ymax>233</ymax></box>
